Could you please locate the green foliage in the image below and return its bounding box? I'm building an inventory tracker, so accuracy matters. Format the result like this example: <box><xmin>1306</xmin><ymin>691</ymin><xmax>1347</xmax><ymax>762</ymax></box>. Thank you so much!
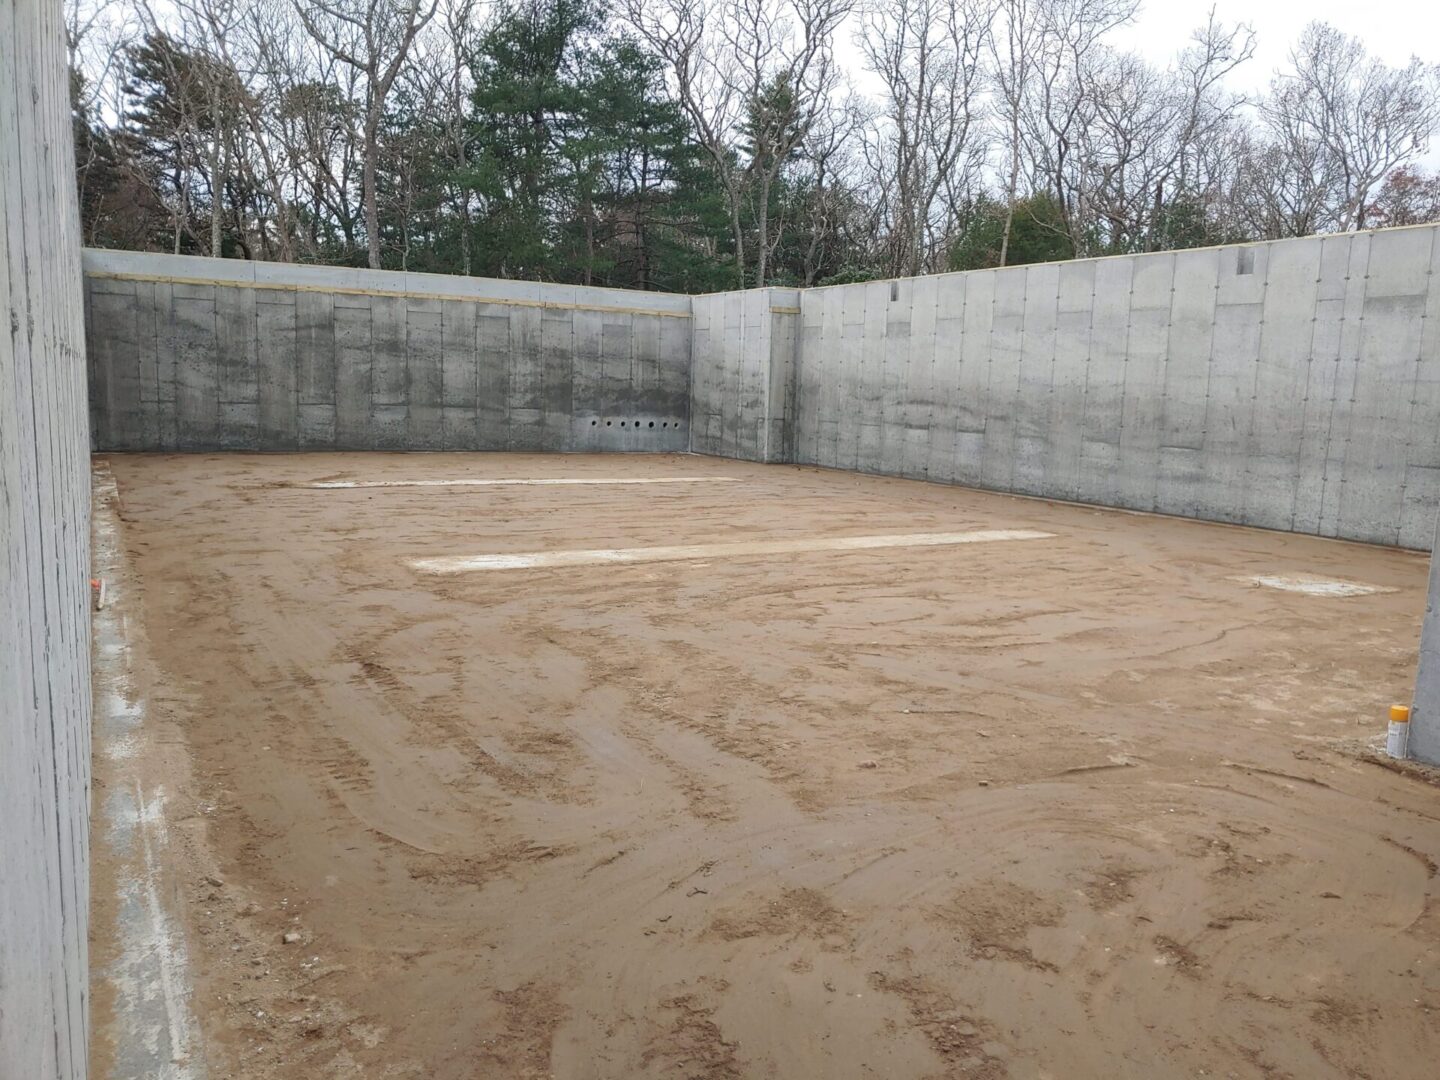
<box><xmin>89</xmin><ymin>11</ymin><xmax>1371</xmax><ymax>290</ymax></box>
<box><xmin>452</xmin><ymin>0</ymin><xmax>732</xmax><ymax>289</ymax></box>
<box><xmin>948</xmin><ymin>194</ymin><xmax>1075</xmax><ymax>271</ymax></box>
<box><xmin>817</xmin><ymin>265</ymin><xmax>880</xmax><ymax>286</ymax></box>
<box><xmin>461</xmin><ymin>0</ymin><xmax>592</xmax><ymax>277</ymax></box>
<box><xmin>73</xmin><ymin>68</ymin><xmax>170</xmax><ymax>250</ymax></box>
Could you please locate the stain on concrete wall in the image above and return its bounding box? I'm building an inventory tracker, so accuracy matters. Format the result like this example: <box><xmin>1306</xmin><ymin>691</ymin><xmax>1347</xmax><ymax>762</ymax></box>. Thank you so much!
<box><xmin>790</xmin><ymin>226</ymin><xmax>1440</xmax><ymax>549</ymax></box>
<box><xmin>84</xmin><ymin>250</ymin><xmax>693</xmax><ymax>453</ymax></box>
<box><xmin>1</xmin><ymin>0</ymin><xmax>93</xmax><ymax>1077</ymax></box>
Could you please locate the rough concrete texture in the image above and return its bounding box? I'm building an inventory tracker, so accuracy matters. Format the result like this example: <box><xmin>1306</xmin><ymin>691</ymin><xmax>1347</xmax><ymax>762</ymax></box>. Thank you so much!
<box><xmin>793</xmin><ymin>227</ymin><xmax>1440</xmax><ymax>550</ymax></box>
<box><xmin>1411</xmin><ymin>513</ymin><xmax>1440</xmax><ymax>763</ymax></box>
<box><xmin>1</xmin><ymin>0</ymin><xmax>93</xmax><ymax>1077</ymax></box>
<box><xmin>689</xmin><ymin>287</ymin><xmax>799</xmax><ymax>462</ymax></box>
<box><xmin>84</xmin><ymin>249</ymin><xmax>693</xmax><ymax>453</ymax></box>
<box><xmin>87</xmin><ymin>225</ymin><xmax>1440</xmax><ymax>547</ymax></box>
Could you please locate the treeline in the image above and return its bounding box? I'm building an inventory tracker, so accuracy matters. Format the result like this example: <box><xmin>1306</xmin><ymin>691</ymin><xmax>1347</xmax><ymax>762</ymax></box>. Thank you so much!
<box><xmin>68</xmin><ymin>0</ymin><xmax>1440</xmax><ymax>292</ymax></box>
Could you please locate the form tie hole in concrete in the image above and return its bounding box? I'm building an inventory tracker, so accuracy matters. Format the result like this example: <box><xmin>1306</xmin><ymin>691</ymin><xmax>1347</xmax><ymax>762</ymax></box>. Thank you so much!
<box><xmin>606</xmin><ymin>421</ymin><xmax>612</xmax><ymax>426</ymax></box>
<box><xmin>621</xmin><ymin>421</ymin><xmax>627</xmax><ymax>427</ymax></box>
<box><xmin>649</xmin><ymin>421</ymin><xmax>655</xmax><ymax>428</ymax></box>
<box><xmin>591</xmin><ymin>420</ymin><xmax>597</xmax><ymax>426</ymax></box>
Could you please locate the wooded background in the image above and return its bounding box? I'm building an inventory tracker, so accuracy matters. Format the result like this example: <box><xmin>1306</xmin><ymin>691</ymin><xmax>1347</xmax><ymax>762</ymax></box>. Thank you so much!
<box><xmin>68</xmin><ymin>0</ymin><xmax>1440</xmax><ymax>291</ymax></box>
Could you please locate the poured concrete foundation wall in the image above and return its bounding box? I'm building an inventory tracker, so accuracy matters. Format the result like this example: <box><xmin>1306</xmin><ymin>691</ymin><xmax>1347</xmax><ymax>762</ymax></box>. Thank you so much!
<box><xmin>689</xmin><ymin>288</ymin><xmax>799</xmax><ymax>462</ymax></box>
<box><xmin>1</xmin><ymin>0</ymin><xmax>93</xmax><ymax>1077</ymax></box>
<box><xmin>85</xmin><ymin>227</ymin><xmax>1440</xmax><ymax>548</ymax></box>
<box><xmin>792</xmin><ymin>226</ymin><xmax>1440</xmax><ymax>549</ymax></box>
<box><xmin>84</xmin><ymin>249</ymin><xmax>693</xmax><ymax>453</ymax></box>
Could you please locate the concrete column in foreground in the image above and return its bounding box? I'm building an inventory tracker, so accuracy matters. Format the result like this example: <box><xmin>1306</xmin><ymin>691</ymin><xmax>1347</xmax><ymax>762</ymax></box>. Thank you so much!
<box><xmin>1411</xmin><ymin>509</ymin><xmax>1440</xmax><ymax>765</ymax></box>
<box><xmin>1</xmin><ymin>0</ymin><xmax>93</xmax><ymax>1076</ymax></box>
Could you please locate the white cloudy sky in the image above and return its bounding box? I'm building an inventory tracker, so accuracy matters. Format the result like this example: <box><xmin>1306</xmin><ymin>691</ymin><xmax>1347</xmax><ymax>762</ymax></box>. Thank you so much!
<box><xmin>837</xmin><ymin>0</ymin><xmax>1440</xmax><ymax>92</ymax></box>
<box><xmin>835</xmin><ymin>0</ymin><xmax>1440</xmax><ymax>165</ymax></box>
<box><xmin>1121</xmin><ymin>0</ymin><xmax>1440</xmax><ymax>166</ymax></box>
<box><xmin>1111</xmin><ymin>0</ymin><xmax>1439</xmax><ymax>87</ymax></box>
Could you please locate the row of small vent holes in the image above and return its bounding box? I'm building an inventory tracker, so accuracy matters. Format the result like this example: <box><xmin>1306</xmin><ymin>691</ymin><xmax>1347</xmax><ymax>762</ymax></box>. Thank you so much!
<box><xmin>589</xmin><ymin>419</ymin><xmax>681</xmax><ymax>429</ymax></box>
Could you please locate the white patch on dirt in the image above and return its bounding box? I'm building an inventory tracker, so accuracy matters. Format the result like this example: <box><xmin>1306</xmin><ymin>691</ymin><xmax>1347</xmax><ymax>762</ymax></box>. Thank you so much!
<box><xmin>411</xmin><ymin>529</ymin><xmax>1055</xmax><ymax>573</ymax></box>
<box><xmin>1241</xmin><ymin>574</ymin><xmax>1396</xmax><ymax>598</ymax></box>
<box><xmin>308</xmin><ymin>476</ymin><xmax>741</xmax><ymax>489</ymax></box>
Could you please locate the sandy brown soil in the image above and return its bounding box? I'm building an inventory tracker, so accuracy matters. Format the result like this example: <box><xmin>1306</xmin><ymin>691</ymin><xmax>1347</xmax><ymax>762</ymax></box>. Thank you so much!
<box><xmin>93</xmin><ymin>452</ymin><xmax>1440</xmax><ymax>1079</ymax></box>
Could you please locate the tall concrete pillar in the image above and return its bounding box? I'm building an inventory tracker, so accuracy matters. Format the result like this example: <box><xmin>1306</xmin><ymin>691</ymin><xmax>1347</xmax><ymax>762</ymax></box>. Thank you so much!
<box><xmin>1</xmin><ymin>0</ymin><xmax>93</xmax><ymax>1077</ymax></box>
<box><xmin>1411</xmin><ymin>510</ymin><xmax>1440</xmax><ymax>765</ymax></box>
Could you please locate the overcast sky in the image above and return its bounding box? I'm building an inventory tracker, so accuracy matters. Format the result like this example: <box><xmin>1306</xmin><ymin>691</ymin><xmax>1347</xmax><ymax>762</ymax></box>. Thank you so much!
<box><xmin>1123</xmin><ymin>0</ymin><xmax>1440</xmax><ymax>167</ymax></box>
<box><xmin>1111</xmin><ymin>0</ymin><xmax>1440</xmax><ymax>89</ymax></box>
<box><xmin>836</xmin><ymin>0</ymin><xmax>1440</xmax><ymax>167</ymax></box>
<box><xmin>838</xmin><ymin>0</ymin><xmax>1440</xmax><ymax>92</ymax></box>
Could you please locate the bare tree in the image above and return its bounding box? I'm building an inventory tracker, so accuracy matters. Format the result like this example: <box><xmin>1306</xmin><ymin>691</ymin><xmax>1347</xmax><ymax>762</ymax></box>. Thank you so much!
<box><xmin>997</xmin><ymin>0</ymin><xmax>1136</xmax><ymax>259</ymax></box>
<box><xmin>1063</xmin><ymin>14</ymin><xmax>1253</xmax><ymax>254</ymax></box>
<box><xmin>295</xmin><ymin>0</ymin><xmax>439</xmax><ymax>268</ymax></box>
<box><xmin>126</xmin><ymin>1</ymin><xmax>218</xmax><ymax>252</ymax></box>
<box><xmin>69</xmin><ymin>0</ymin><xmax>1440</xmax><ymax>277</ymax></box>
<box><xmin>211</xmin><ymin>0</ymin><xmax>326</xmax><ymax>258</ymax></box>
<box><xmin>734</xmin><ymin>0</ymin><xmax>855</xmax><ymax>286</ymax></box>
<box><xmin>67</xmin><ymin>0</ymin><xmax>133</xmax><ymax>111</ymax></box>
<box><xmin>402</xmin><ymin>0</ymin><xmax>482</xmax><ymax>273</ymax></box>
<box><xmin>68</xmin><ymin>0</ymin><xmax>139</xmax><ymax>243</ymax></box>
<box><xmin>1227</xmin><ymin>126</ymin><xmax>1331</xmax><ymax>239</ymax></box>
<box><xmin>622</xmin><ymin>0</ymin><xmax>746</xmax><ymax>282</ymax></box>
<box><xmin>1263</xmin><ymin>22</ymin><xmax>1440</xmax><ymax>232</ymax></box>
<box><xmin>264</xmin><ymin>21</ymin><xmax>367</xmax><ymax>256</ymax></box>
<box><xmin>1165</xmin><ymin>10</ymin><xmax>1254</xmax><ymax>200</ymax></box>
<box><xmin>625</xmin><ymin>0</ymin><xmax>853</xmax><ymax>286</ymax></box>
<box><xmin>857</xmin><ymin>0</ymin><xmax>993</xmax><ymax>277</ymax></box>
<box><xmin>794</xmin><ymin>93</ymin><xmax>868</xmax><ymax>283</ymax></box>
<box><xmin>988</xmin><ymin>0</ymin><xmax>1041</xmax><ymax>266</ymax></box>
<box><xmin>1367</xmin><ymin>165</ymin><xmax>1440</xmax><ymax>228</ymax></box>
<box><xmin>1072</xmin><ymin>49</ymin><xmax>1176</xmax><ymax>251</ymax></box>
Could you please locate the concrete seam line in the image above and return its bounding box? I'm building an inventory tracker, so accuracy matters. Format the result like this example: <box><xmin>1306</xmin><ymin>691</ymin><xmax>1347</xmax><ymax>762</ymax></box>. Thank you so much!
<box><xmin>305</xmin><ymin>477</ymin><xmax>743</xmax><ymax>489</ymax></box>
<box><xmin>410</xmin><ymin>529</ymin><xmax>1055</xmax><ymax>573</ymax></box>
<box><xmin>85</xmin><ymin>270</ymin><xmax>694</xmax><ymax>320</ymax></box>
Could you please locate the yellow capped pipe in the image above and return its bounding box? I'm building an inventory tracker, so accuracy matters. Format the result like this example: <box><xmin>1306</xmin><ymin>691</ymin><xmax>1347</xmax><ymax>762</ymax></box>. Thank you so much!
<box><xmin>1388</xmin><ymin>704</ymin><xmax>1411</xmax><ymax>758</ymax></box>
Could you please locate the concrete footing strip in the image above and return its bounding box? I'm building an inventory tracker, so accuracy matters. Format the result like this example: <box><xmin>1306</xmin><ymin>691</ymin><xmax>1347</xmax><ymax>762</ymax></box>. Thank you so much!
<box><xmin>410</xmin><ymin>529</ymin><xmax>1055</xmax><ymax>573</ymax></box>
<box><xmin>93</xmin><ymin>464</ymin><xmax>206</xmax><ymax>1078</ymax></box>
<box><xmin>308</xmin><ymin>476</ymin><xmax>742</xmax><ymax>489</ymax></box>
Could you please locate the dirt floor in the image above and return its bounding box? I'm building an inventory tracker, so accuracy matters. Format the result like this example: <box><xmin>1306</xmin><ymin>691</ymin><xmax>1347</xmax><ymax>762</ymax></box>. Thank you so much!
<box><xmin>90</xmin><ymin>452</ymin><xmax>1440</xmax><ymax>1080</ymax></box>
